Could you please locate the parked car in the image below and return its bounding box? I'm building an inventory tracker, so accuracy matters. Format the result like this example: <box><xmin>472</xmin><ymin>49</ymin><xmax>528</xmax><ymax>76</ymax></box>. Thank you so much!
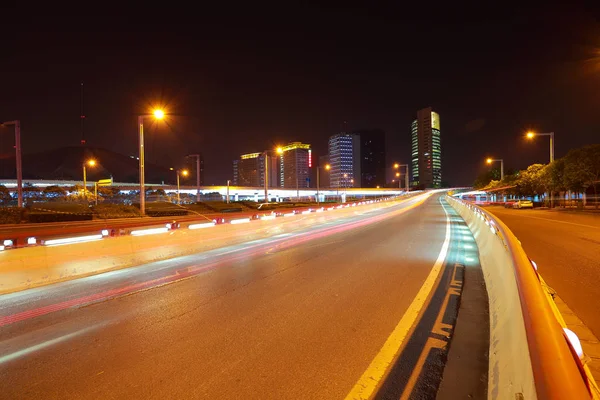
<box><xmin>513</xmin><ymin>200</ymin><xmax>534</xmax><ymax>209</ymax></box>
<box><xmin>504</xmin><ymin>201</ymin><xmax>516</xmax><ymax>208</ymax></box>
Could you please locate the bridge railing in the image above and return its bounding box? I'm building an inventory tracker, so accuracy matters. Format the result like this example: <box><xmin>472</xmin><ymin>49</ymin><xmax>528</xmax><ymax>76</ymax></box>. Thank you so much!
<box><xmin>446</xmin><ymin>195</ymin><xmax>599</xmax><ymax>400</ymax></box>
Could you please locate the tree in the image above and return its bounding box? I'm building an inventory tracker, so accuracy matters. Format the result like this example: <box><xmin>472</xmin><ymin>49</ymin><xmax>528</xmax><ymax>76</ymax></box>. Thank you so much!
<box><xmin>516</xmin><ymin>164</ymin><xmax>546</xmax><ymax>197</ymax></box>
<box><xmin>473</xmin><ymin>167</ymin><xmax>501</xmax><ymax>189</ymax></box>
<box><xmin>564</xmin><ymin>145</ymin><xmax>600</xmax><ymax>206</ymax></box>
<box><xmin>0</xmin><ymin>185</ymin><xmax>12</xmax><ymax>206</ymax></box>
<box><xmin>42</xmin><ymin>185</ymin><xmax>67</xmax><ymax>199</ymax></box>
<box><xmin>98</xmin><ymin>187</ymin><xmax>120</xmax><ymax>199</ymax></box>
<box><xmin>22</xmin><ymin>182</ymin><xmax>42</xmax><ymax>204</ymax></box>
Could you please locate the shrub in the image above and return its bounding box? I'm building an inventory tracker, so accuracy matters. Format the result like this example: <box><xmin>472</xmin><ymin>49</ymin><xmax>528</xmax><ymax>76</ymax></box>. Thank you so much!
<box><xmin>92</xmin><ymin>204</ymin><xmax>142</xmax><ymax>219</ymax></box>
<box><xmin>26</xmin><ymin>212</ymin><xmax>93</xmax><ymax>223</ymax></box>
<box><xmin>0</xmin><ymin>207</ymin><xmax>24</xmax><ymax>224</ymax></box>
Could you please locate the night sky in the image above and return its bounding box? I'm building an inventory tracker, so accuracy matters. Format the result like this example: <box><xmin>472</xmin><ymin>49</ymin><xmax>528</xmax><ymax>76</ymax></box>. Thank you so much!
<box><xmin>1</xmin><ymin>3</ymin><xmax>599</xmax><ymax>186</ymax></box>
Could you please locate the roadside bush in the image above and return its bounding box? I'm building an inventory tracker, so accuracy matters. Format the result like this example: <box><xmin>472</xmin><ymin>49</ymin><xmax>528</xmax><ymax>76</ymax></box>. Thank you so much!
<box><xmin>26</xmin><ymin>212</ymin><xmax>93</xmax><ymax>223</ymax></box>
<box><xmin>0</xmin><ymin>207</ymin><xmax>24</xmax><ymax>224</ymax></box>
<box><xmin>93</xmin><ymin>204</ymin><xmax>142</xmax><ymax>219</ymax></box>
<box><xmin>146</xmin><ymin>209</ymin><xmax>189</xmax><ymax>217</ymax></box>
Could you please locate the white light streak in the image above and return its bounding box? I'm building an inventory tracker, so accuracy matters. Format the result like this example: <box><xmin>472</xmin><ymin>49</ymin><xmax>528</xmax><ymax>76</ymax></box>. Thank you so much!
<box><xmin>188</xmin><ymin>222</ymin><xmax>216</xmax><ymax>229</ymax></box>
<box><xmin>230</xmin><ymin>218</ymin><xmax>251</xmax><ymax>224</ymax></box>
<box><xmin>44</xmin><ymin>234</ymin><xmax>103</xmax><ymax>246</ymax></box>
<box><xmin>131</xmin><ymin>227</ymin><xmax>169</xmax><ymax>236</ymax></box>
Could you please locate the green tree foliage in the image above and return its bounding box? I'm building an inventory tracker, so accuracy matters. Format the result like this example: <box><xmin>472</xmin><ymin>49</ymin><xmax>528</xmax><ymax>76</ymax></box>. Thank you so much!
<box><xmin>473</xmin><ymin>168</ymin><xmax>501</xmax><ymax>189</ymax></box>
<box><xmin>42</xmin><ymin>185</ymin><xmax>67</xmax><ymax>199</ymax></box>
<box><xmin>517</xmin><ymin>164</ymin><xmax>546</xmax><ymax>197</ymax></box>
<box><xmin>564</xmin><ymin>145</ymin><xmax>600</xmax><ymax>195</ymax></box>
<box><xmin>472</xmin><ymin>144</ymin><xmax>600</xmax><ymax>201</ymax></box>
<box><xmin>0</xmin><ymin>185</ymin><xmax>12</xmax><ymax>205</ymax></box>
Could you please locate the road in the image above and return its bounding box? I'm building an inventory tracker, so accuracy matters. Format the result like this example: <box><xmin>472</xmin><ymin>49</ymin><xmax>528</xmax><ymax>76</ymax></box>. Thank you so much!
<box><xmin>486</xmin><ymin>206</ymin><xmax>600</xmax><ymax>338</ymax></box>
<box><xmin>0</xmin><ymin>194</ymin><xmax>480</xmax><ymax>399</ymax></box>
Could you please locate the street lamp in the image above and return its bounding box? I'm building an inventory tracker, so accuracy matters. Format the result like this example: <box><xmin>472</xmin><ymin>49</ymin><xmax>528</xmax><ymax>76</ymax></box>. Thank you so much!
<box><xmin>138</xmin><ymin>109</ymin><xmax>165</xmax><ymax>215</ymax></box>
<box><xmin>0</xmin><ymin>120</ymin><xmax>23</xmax><ymax>207</ymax></box>
<box><xmin>526</xmin><ymin>131</ymin><xmax>555</xmax><ymax>163</ymax></box>
<box><xmin>82</xmin><ymin>159</ymin><xmax>96</xmax><ymax>200</ymax></box>
<box><xmin>186</xmin><ymin>154</ymin><xmax>202</xmax><ymax>203</ymax></box>
<box><xmin>263</xmin><ymin>147</ymin><xmax>284</xmax><ymax>204</ymax></box>
<box><xmin>316</xmin><ymin>164</ymin><xmax>331</xmax><ymax>204</ymax></box>
<box><xmin>176</xmin><ymin>169</ymin><xmax>189</xmax><ymax>205</ymax></box>
<box><xmin>393</xmin><ymin>163</ymin><xmax>409</xmax><ymax>192</ymax></box>
<box><xmin>486</xmin><ymin>157</ymin><xmax>504</xmax><ymax>181</ymax></box>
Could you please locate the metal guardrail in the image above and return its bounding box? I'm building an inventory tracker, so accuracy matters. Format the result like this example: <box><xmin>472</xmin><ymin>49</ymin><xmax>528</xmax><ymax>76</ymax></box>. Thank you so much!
<box><xmin>447</xmin><ymin>196</ymin><xmax>598</xmax><ymax>399</ymax></box>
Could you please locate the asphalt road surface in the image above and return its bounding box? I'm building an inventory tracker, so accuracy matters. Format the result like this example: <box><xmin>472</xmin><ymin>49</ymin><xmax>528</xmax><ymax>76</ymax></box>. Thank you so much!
<box><xmin>486</xmin><ymin>206</ymin><xmax>600</xmax><ymax>339</ymax></box>
<box><xmin>0</xmin><ymin>194</ymin><xmax>476</xmax><ymax>399</ymax></box>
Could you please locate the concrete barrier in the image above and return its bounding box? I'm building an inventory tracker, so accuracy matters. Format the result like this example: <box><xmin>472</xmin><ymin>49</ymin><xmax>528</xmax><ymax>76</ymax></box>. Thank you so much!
<box><xmin>446</xmin><ymin>196</ymin><xmax>594</xmax><ymax>399</ymax></box>
<box><xmin>0</xmin><ymin>195</ymin><xmax>429</xmax><ymax>294</ymax></box>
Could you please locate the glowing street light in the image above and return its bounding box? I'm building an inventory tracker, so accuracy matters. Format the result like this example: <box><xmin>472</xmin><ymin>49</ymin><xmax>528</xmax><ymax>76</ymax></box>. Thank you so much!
<box><xmin>153</xmin><ymin>109</ymin><xmax>165</xmax><ymax>120</ymax></box>
<box><xmin>393</xmin><ymin>162</ymin><xmax>409</xmax><ymax>191</ymax></box>
<box><xmin>176</xmin><ymin>169</ymin><xmax>189</xmax><ymax>205</ymax></box>
<box><xmin>138</xmin><ymin>108</ymin><xmax>166</xmax><ymax>215</ymax></box>
<box><xmin>263</xmin><ymin>146</ymin><xmax>283</xmax><ymax>204</ymax></box>
<box><xmin>486</xmin><ymin>157</ymin><xmax>504</xmax><ymax>181</ymax></box>
<box><xmin>526</xmin><ymin>131</ymin><xmax>555</xmax><ymax>163</ymax></box>
<box><xmin>316</xmin><ymin>163</ymin><xmax>331</xmax><ymax>204</ymax></box>
<box><xmin>82</xmin><ymin>159</ymin><xmax>97</xmax><ymax>200</ymax></box>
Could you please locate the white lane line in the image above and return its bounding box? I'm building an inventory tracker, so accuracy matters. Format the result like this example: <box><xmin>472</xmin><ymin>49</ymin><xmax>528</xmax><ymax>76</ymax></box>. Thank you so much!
<box><xmin>0</xmin><ymin>326</ymin><xmax>97</xmax><ymax>365</ymax></box>
<box><xmin>344</xmin><ymin>197</ymin><xmax>452</xmax><ymax>400</ymax></box>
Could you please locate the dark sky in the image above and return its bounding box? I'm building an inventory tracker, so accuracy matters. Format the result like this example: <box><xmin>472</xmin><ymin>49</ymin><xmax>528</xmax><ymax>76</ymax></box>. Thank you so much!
<box><xmin>1</xmin><ymin>3</ymin><xmax>599</xmax><ymax>185</ymax></box>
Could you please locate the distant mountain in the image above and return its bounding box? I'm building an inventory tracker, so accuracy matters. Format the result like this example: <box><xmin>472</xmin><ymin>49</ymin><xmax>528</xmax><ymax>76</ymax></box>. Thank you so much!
<box><xmin>0</xmin><ymin>146</ymin><xmax>177</xmax><ymax>184</ymax></box>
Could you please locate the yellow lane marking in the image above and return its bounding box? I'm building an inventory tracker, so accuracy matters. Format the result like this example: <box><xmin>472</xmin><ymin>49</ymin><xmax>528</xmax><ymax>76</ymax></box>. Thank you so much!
<box><xmin>488</xmin><ymin>210</ymin><xmax>598</xmax><ymax>230</ymax></box>
<box><xmin>344</xmin><ymin>197</ymin><xmax>452</xmax><ymax>400</ymax></box>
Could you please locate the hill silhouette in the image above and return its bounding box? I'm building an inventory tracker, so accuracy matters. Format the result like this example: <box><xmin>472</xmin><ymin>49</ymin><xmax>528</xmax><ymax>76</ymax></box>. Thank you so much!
<box><xmin>0</xmin><ymin>146</ymin><xmax>177</xmax><ymax>184</ymax></box>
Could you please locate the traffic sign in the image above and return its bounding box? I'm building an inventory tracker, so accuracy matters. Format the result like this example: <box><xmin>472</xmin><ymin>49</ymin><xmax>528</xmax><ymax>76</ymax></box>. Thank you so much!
<box><xmin>97</xmin><ymin>178</ymin><xmax>113</xmax><ymax>187</ymax></box>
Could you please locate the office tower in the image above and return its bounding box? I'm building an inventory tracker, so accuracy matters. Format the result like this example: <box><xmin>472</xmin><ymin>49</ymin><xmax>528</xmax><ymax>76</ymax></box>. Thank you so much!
<box><xmin>279</xmin><ymin>142</ymin><xmax>312</xmax><ymax>189</ymax></box>
<box><xmin>232</xmin><ymin>152</ymin><xmax>278</xmax><ymax>187</ymax></box>
<box><xmin>328</xmin><ymin>133</ymin><xmax>361</xmax><ymax>188</ymax></box>
<box><xmin>411</xmin><ymin>107</ymin><xmax>441</xmax><ymax>188</ymax></box>
<box><xmin>353</xmin><ymin>129</ymin><xmax>386</xmax><ymax>188</ymax></box>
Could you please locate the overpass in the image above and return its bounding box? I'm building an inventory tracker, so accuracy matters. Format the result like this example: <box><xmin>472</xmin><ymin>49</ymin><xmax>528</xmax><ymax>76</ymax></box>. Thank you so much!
<box><xmin>0</xmin><ymin>191</ymin><xmax>597</xmax><ymax>399</ymax></box>
<box><xmin>0</xmin><ymin>179</ymin><xmax>405</xmax><ymax>202</ymax></box>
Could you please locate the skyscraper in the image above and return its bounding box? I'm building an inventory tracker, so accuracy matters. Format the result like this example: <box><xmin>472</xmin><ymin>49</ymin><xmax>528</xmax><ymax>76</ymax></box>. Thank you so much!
<box><xmin>232</xmin><ymin>152</ymin><xmax>278</xmax><ymax>187</ymax></box>
<box><xmin>411</xmin><ymin>107</ymin><xmax>441</xmax><ymax>188</ymax></box>
<box><xmin>353</xmin><ymin>129</ymin><xmax>386</xmax><ymax>188</ymax></box>
<box><xmin>328</xmin><ymin>133</ymin><xmax>361</xmax><ymax>188</ymax></box>
<box><xmin>279</xmin><ymin>142</ymin><xmax>312</xmax><ymax>189</ymax></box>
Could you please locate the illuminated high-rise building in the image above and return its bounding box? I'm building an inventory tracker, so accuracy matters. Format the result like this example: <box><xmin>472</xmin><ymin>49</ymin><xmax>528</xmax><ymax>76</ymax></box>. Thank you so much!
<box><xmin>279</xmin><ymin>142</ymin><xmax>312</xmax><ymax>189</ymax></box>
<box><xmin>233</xmin><ymin>152</ymin><xmax>278</xmax><ymax>187</ymax></box>
<box><xmin>411</xmin><ymin>107</ymin><xmax>441</xmax><ymax>188</ymax></box>
<box><xmin>328</xmin><ymin>133</ymin><xmax>361</xmax><ymax>188</ymax></box>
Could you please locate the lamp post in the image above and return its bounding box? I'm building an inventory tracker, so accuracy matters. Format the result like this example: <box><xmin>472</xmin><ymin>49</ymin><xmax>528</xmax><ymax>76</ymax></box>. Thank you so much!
<box><xmin>317</xmin><ymin>164</ymin><xmax>330</xmax><ymax>204</ymax></box>
<box><xmin>263</xmin><ymin>147</ymin><xmax>283</xmax><ymax>204</ymax></box>
<box><xmin>82</xmin><ymin>159</ymin><xmax>96</xmax><ymax>200</ymax></box>
<box><xmin>176</xmin><ymin>169</ymin><xmax>189</xmax><ymax>205</ymax></box>
<box><xmin>1</xmin><ymin>120</ymin><xmax>23</xmax><ymax>207</ymax></box>
<box><xmin>186</xmin><ymin>154</ymin><xmax>202</xmax><ymax>203</ymax></box>
<box><xmin>526</xmin><ymin>131</ymin><xmax>555</xmax><ymax>163</ymax></box>
<box><xmin>486</xmin><ymin>158</ymin><xmax>504</xmax><ymax>181</ymax></box>
<box><xmin>393</xmin><ymin>163</ymin><xmax>410</xmax><ymax>192</ymax></box>
<box><xmin>527</xmin><ymin>131</ymin><xmax>556</xmax><ymax>208</ymax></box>
<box><xmin>138</xmin><ymin>109</ymin><xmax>165</xmax><ymax>215</ymax></box>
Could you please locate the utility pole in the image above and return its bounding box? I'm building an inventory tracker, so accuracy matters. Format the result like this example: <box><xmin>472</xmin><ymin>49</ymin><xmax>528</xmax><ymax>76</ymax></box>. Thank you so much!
<box><xmin>1</xmin><ymin>120</ymin><xmax>23</xmax><ymax>207</ymax></box>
